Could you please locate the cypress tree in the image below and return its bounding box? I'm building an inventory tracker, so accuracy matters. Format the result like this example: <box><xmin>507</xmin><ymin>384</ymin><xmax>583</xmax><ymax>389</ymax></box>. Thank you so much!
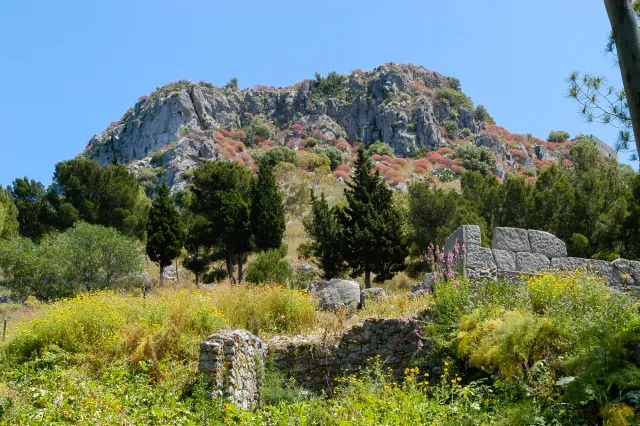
<box><xmin>146</xmin><ymin>183</ymin><xmax>185</xmax><ymax>286</ymax></box>
<box><xmin>340</xmin><ymin>147</ymin><xmax>407</xmax><ymax>288</ymax></box>
<box><xmin>250</xmin><ymin>163</ymin><xmax>285</xmax><ymax>252</ymax></box>
<box><xmin>304</xmin><ymin>192</ymin><xmax>347</xmax><ymax>280</ymax></box>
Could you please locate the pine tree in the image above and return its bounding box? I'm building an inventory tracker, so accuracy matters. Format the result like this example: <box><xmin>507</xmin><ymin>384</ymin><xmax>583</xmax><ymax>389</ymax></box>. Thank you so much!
<box><xmin>340</xmin><ymin>147</ymin><xmax>407</xmax><ymax>288</ymax></box>
<box><xmin>250</xmin><ymin>164</ymin><xmax>285</xmax><ymax>252</ymax></box>
<box><xmin>191</xmin><ymin>161</ymin><xmax>252</xmax><ymax>283</ymax></box>
<box><xmin>146</xmin><ymin>183</ymin><xmax>185</xmax><ymax>286</ymax></box>
<box><xmin>304</xmin><ymin>192</ymin><xmax>347</xmax><ymax>280</ymax></box>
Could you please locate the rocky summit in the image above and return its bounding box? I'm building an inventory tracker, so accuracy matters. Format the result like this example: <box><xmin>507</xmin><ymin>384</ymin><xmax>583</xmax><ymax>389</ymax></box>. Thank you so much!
<box><xmin>81</xmin><ymin>63</ymin><xmax>616</xmax><ymax>191</ymax></box>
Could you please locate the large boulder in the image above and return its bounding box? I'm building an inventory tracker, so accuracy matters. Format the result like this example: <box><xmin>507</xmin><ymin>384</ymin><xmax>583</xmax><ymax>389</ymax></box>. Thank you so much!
<box><xmin>308</xmin><ymin>279</ymin><xmax>361</xmax><ymax>310</ymax></box>
<box><xmin>515</xmin><ymin>252</ymin><xmax>550</xmax><ymax>272</ymax></box>
<box><xmin>360</xmin><ymin>288</ymin><xmax>388</xmax><ymax>307</ymax></box>
<box><xmin>528</xmin><ymin>230</ymin><xmax>567</xmax><ymax>258</ymax></box>
<box><xmin>492</xmin><ymin>227</ymin><xmax>531</xmax><ymax>252</ymax></box>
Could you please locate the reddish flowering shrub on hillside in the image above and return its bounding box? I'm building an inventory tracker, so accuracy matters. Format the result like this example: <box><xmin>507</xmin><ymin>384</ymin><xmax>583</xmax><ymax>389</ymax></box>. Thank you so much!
<box><xmin>336</xmin><ymin>141</ymin><xmax>349</xmax><ymax>151</ymax></box>
<box><xmin>332</xmin><ymin>170</ymin><xmax>349</xmax><ymax>181</ymax></box>
<box><xmin>376</xmin><ymin>163</ymin><xmax>392</xmax><ymax>174</ymax></box>
<box><xmin>451</xmin><ymin>165</ymin><xmax>464</xmax><ymax>174</ymax></box>
<box><xmin>290</xmin><ymin>123</ymin><xmax>305</xmax><ymax>133</ymax></box>
<box><xmin>391</xmin><ymin>158</ymin><xmax>407</xmax><ymax>166</ymax></box>
<box><xmin>229</xmin><ymin>129</ymin><xmax>246</xmax><ymax>141</ymax></box>
<box><xmin>409</xmin><ymin>81</ymin><xmax>427</xmax><ymax>91</ymax></box>
<box><xmin>526</xmin><ymin>176</ymin><xmax>538</xmax><ymax>184</ymax></box>
<box><xmin>390</xmin><ymin>177</ymin><xmax>405</xmax><ymax>185</ymax></box>
<box><xmin>311</xmin><ymin>129</ymin><xmax>325</xmax><ymax>139</ymax></box>
<box><xmin>414</xmin><ymin>159</ymin><xmax>430</xmax><ymax>170</ymax></box>
<box><xmin>381</xmin><ymin>154</ymin><xmax>393</xmax><ymax>163</ymax></box>
<box><xmin>427</xmin><ymin>176</ymin><xmax>437</xmax><ymax>184</ymax></box>
<box><xmin>352</xmin><ymin>68</ymin><xmax>364</xmax><ymax>75</ymax></box>
<box><xmin>259</xmin><ymin>139</ymin><xmax>276</xmax><ymax>149</ymax></box>
<box><xmin>220</xmin><ymin>129</ymin><xmax>231</xmax><ymax>137</ymax></box>
<box><xmin>533</xmin><ymin>159</ymin><xmax>553</xmax><ymax>169</ymax></box>
<box><xmin>383</xmin><ymin>170</ymin><xmax>402</xmax><ymax>182</ymax></box>
<box><xmin>335</xmin><ymin>164</ymin><xmax>351</xmax><ymax>173</ymax></box>
<box><xmin>413</xmin><ymin>166</ymin><xmax>428</xmax><ymax>174</ymax></box>
<box><xmin>371</xmin><ymin>154</ymin><xmax>383</xmax><ymax>162</ymax></box>
<box><xmin>436</xmin><ymin>147</ymin><xmax>453</xmax><ymax>156</ymax></box>
<box><xmin>391</xmin><ymin>163</ymin><xmax>404</xmax><ymax>171</ymax></box>
<box><xmin>510</xmin><ymin>149</ymin><xmax>528</xmax><ymax>159</ymax></box>
<box><xmin>220</xmin><ymin>147</ymin><xmax>236</xmax><ymax>160</ymax></box>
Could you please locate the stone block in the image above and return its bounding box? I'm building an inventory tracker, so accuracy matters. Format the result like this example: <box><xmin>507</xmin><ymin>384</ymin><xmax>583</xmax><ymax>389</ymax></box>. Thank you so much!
<box><xmin>528</xmin><ymin>230</ymin><xmax>567</xmax><ymax>258</ymax></box>
<box><xmin>445</xmin><ymin>225</ymin><xmax>482</xmax><ymax>260</ymax></box>
<box><xmin>465</xmin><ymin>246</ymin><xmax>495</xmax><ymax>269</ymax></box>
<box><xmin>493</xmin><ymin>227</ymin><xmax>531</xmax><ymax>252</ymax></box>
<box><xmin>492</xmin><ymin>249</ymin><xmax>516</xmax><ymax>271</ymax></box>
<box><xmin>550</xmin><ymin>257</ymin><xmax>591</xmax><ymax>270</ymax></box>
<box><xmin>515</xmin><ymin>252</ymin><xmax>550</xmax><ymax>272</ymax></box>
<box><xmin>613</xmin><ymin>258</ymin><xmax>640</xmax><ymax>285</ymax></box>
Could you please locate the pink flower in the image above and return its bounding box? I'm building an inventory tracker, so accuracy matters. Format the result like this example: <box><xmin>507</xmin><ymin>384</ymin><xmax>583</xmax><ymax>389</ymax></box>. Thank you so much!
<box><xmin>455</xmin><ymin>280</ymin><xmax>460</xmax><ymax>286</ymax></box>
<box><xmin>417</xmin><ymin>339</ymin><xmax>424</xmax><ymax>351</ymax></box>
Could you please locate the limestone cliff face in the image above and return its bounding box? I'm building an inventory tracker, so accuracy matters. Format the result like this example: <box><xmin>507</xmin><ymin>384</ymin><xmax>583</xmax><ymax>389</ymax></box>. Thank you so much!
<box><xmin>83</xmin><ymin>63</ymin><xmax>463</xmax><ymax>190</ymax></box>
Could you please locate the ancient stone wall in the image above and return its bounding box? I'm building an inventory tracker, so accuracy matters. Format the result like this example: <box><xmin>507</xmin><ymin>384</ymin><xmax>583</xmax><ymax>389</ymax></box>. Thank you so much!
<box><xmin>445</xmin><ymin>225</ymin><xmax>640</xmax><ymax>292</ymax></box>
<box><xmin>197</xmin><ymin>330</ymin><xmax>267</xmax><ymax>410</ymax></box>
<box><xmin>269</xmin><ymin>315</ymin><xmax>426</xmax><ymax>394</ymax></box>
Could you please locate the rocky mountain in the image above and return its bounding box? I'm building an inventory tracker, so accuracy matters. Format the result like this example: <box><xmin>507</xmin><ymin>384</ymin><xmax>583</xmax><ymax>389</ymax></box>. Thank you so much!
<box><xmin>81</xmin><ymin>63</ymin><xmax>616</xmax><ymax>191</ymax></box>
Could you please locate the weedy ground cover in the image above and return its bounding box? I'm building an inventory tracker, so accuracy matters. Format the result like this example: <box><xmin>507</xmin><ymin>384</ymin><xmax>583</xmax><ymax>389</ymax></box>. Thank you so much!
<box><xmin>1</xmin><ymin>270</ymin><xmax>640</xmax><ymax>425</ymax></box>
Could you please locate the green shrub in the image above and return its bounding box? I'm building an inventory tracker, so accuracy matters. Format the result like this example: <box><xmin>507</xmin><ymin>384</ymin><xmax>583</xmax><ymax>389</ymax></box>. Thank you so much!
<box><xmin>547</xmin><ymin>130</ymin><xmax>571</xmax><ymax>143</ymax></box>
<box><xmin>444</xmin><ymin>121</ymin><xmax>459</xmax><ymax>138</ymax></box>
<box><xmin>591</xmin><ymin>251</ymin><xmax>620</xmax><ymax>261</ymax></box>
<box><xmin>439</xmin><ymin>168</ymin><xmax>456</xmax><ymax>182</ymax></box>
<box><xmin>313</xmin><ymin>146</ymin><xmax>343</xmax><ymax>170</ymax></box>
<box><xmin>366</xmin><ymin>141</ymin><xmax>395</xmax><ymax>157</ymax></box>
<box><xmin>253</xmin><ymin>146</ymin><xmax>297</xmax><ymax>167</ymax></box>
<box><xmin>296</xmin><ymin>151</ymin><xmax>330</xmax><ymax>172</ymax></box>
<box><xmin>569</xmin><ymin>232</ymin><xmax>590</xmax><ymax>257</ymax></box>
<box><xmin>414</xmin><ymin>146</ymin><xmax>430</xmax><ymax>158</ymax></box>
<box><xmin>0</xmin><ymin>223</ymin><xmax>144</xmax><ymax>300</ymax></box>
<box><xmin>457</xmin><ymin>310</ymin><xmax>561</xmax><ymax>379</ymax></box>
<box><xmin>455</xmin><ymin>144</ymin><xmax>496</xmax><ymax>174</ymax></box>
<box><xmin>245</xmin><ymin>248</ymin><xmax>292</xmax><ymax>285</ymax></box>
<box><xmin>314</xmin><ymin>71</ymin><xmax>345</xmax><ymax>95</ymax></box>
<box><xmin>436</xmin><ymin>87</ymin><xmax>473</xmax><ymax>108</ymax></box>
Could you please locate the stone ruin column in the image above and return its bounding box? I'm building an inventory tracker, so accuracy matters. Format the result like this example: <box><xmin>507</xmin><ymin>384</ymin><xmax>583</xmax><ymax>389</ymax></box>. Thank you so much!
<box><xmin>198</xmin><ymin>330</ymin><xmax>267</xmax><ymax>410</ymax></box>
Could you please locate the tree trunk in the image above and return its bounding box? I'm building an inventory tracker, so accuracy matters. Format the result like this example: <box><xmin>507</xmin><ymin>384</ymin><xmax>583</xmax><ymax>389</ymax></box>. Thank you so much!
<box><xmin>195</xmin><ymin>272</ymin><xmax>199</xmax><ymax>287</ymax></box>
<box><xmin>364</xmin><ymin>266</ymin><xmax>371</xmax><ymax>289</ymax></box>
<box><xmin>227</xmin><ymin>254</ymin><xmax>235</xmax><ymax>284</ymax></box>
<box><xmin>160</xmin><ymin>265</ymin><xmax>164</xmax><ymax>287</ymax></box>
<box><xmin>175</xmin><ymin>259</ymin><xmax>179</xmax><ymax>286</ymax></box>
<box><xmin>238</xmin><ymin>260</ymin><xmax>244</xmax><ymax>284</ymax></box>
<box><xmin>605</xmin><ymin>0</ymin><xmax>640</xmax><ymax>153</ymax></box>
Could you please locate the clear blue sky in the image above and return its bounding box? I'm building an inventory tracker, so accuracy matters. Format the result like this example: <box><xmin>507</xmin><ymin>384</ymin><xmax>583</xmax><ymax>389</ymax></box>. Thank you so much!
<box><xmin>0</xmin><ymin>0</ymin><xmax>629</xmax><ymax>187</ymax></box>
